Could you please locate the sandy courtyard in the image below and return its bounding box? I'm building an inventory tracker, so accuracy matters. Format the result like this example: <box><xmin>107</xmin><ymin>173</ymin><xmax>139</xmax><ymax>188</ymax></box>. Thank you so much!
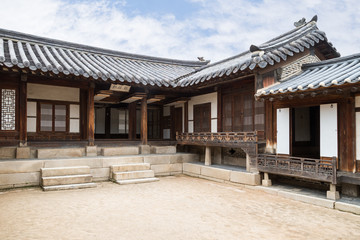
<box><xmin>0</xmin><ymin>175</ymin><xmax>360</xmax><ymax>240</ymax></box>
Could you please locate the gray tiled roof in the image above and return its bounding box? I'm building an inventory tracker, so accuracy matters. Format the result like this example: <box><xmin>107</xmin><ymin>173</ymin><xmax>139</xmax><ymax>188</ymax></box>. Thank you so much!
<box><xmin>256</xmin><ymin>53</ymin><xmax>360</xmax><ymax>97</ymax></box>
<box><xmin>0</xmin><ymin>28</ymin><xmax>207</xmax><ymax>87</ymax></box>
<box><xmin>176</xmin><ymin>19</ymin><xmax>339</xmax><ymax>87</ymax></box>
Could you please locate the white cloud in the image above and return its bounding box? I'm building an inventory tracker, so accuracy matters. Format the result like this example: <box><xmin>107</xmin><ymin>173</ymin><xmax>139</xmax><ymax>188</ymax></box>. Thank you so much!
<box><xmin>0</xmin><ymin>0</ymin><xmax>359</xmax><ymax>63</ymax></box>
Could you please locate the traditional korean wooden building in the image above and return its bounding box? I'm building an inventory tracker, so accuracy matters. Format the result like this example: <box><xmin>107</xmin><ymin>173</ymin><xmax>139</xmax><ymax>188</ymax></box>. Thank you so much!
<box><xmin>2</xmin><ymin>15</ymin><xmax>359</xmax><ymax>198</ymax></box>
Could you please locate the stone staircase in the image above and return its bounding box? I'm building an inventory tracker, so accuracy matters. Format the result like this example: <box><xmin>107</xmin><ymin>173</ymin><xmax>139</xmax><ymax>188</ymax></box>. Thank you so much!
<box><xmin>40</xmin><ymin>166</ymin><xmax>97</xmax><ymax>191</ymax></box>
<box><xmin>111</xmin><ymin>163</ymin><xmax>159</xmax><ymax>185</ymax></box>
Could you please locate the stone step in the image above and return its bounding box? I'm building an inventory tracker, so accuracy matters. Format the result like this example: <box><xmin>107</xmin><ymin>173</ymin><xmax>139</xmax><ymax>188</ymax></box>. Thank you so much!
<box><xmin>115</xmin><ymin>177</ymin><xmax>159</xmax><ymax>185</ymax></box>
<box><xmin>111</xmin><ymin>163</ymin><xmax>150</xmax><ymax>172</ymax></box>
<box><xmin>112</xmin><ymin>170</ymin><xmax>155</xmax><ymax>181</ymax></box>
<box><xmin>41</xmin><ymin>166</ymin><xmax>90</xmax><ymax>177</ymax></box>
<box><xmin>42</xmin><ymin>182</ymin><xmax>97</xmax><ymax>191</ymax></box>
<box><xmin>42</xmin><ymin>174</ymin><xmax>92</xmax><ymax>186</ymax></box>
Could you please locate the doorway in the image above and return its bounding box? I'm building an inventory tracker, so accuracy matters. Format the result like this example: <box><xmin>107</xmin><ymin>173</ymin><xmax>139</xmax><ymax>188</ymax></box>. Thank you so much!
<box><xmin>291</xmin><ymin>106</ymin><xmax>320</xmax><ymax>159</ymax></box>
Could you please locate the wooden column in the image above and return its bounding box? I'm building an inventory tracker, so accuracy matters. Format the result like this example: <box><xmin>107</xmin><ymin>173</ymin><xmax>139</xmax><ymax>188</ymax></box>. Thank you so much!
<box><xmin>87</xmin><ymin>84</ymin><xmax>95</xmax><ymax>146</ymax></box>
<box><xmin>141</xmin><ymin>97</ymin><xmax>148</xmax><ymax>145</ymax></box>
<box><xmin>339</xmin><ymin>98</ymin><xmax>355</xmax><ymax>172</ymax></box>
<box><xmin>170</xmin><ymin>106</ymin><xmax>175</xmax><ymax>140</ymax></box>
<box><xmin>128</xmin><ymin>101</ymin><xmax>137</xmax><ymax>140</ymax></box>
<box><xmin>184</xmin><ymin>101</ymin><xmax>188</xmax><ymax>133</ymax></box>
<box><xmin>217</xmin><ymin>87</ymin><xmax>222</xmax><ymax>132</ymax></box>
<box><xmin>19</xmin><ymin>74</ymin><xmax>27</xmax><ymax>146</ymax></box>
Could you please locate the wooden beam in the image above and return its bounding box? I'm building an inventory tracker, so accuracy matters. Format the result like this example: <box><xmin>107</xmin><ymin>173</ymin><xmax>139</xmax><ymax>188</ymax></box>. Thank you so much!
<box><xmin>87</xmin><ymin>85</ymin><xmax>95</xmax><ymax>146</ymax></box>
<box><xmin>19</xmin><ymin>74</ymin><xmax>27</xmax><ymax>146</ymax></box>
<box><xmin>140</xmin><ymin>96</ymin><xmax>148</xmax><ymax>145</ymax></box>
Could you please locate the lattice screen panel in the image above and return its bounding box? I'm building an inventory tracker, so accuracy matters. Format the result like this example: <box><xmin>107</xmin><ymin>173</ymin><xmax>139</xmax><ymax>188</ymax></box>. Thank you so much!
<box><xmin>1</xmin><ymin>89</ymin><xmax>16</xmax><ymax>130</ymax></box>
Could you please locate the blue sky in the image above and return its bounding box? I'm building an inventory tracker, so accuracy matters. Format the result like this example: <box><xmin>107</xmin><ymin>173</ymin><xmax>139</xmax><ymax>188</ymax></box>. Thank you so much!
<box><xmin>0</xmin><ymin>0</ymin><xmax>359</xmax><ymax>62</ymax></box>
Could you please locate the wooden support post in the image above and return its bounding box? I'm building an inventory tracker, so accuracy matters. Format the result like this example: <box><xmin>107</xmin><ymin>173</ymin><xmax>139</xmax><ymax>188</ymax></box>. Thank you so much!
<box><xmin>141</xmin><ymin>96</ymin><xmax>148</xmax><ymax>145</ymax></box>
<box><xmin>19</xmin><ymin>74</ymin><xmax>27</xmax><ymax>146</ymax></box>
<box><xmin>205</xmin><ymin>146</ymin><xmax>211</xmax><ymax>166</ymax></box>
<box><xmin>184</xmin><ymin>101</ymin><xmax>188</xmax><ymax>133</ymax></box>
<box><xmin>170</xmin><ymin>106</ymin><xmax>175</xmax><ymax>140</ymax></box>
<box><xmin>87</xmin><ymin>84</ymin><xmax>95</xmax><ymax>146</ymax></box>
<box><xmin>128</xmin><ymin>102</ymin><xmax>137</xmax><ymax>140</ymax></box>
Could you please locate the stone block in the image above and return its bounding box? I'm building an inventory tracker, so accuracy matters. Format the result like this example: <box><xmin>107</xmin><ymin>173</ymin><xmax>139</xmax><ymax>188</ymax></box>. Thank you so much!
<box><xmin>170</xmin><ymin>163</ymin><xmax>183</xmax><ymax>172</ymax></box>
<box><xmin>278</xmin><ymin>191</ymin><xmax>335</xmax><ymax>209</ymax></box>
<box><xmin>111</xmin><ymin>163</ymin><xmax>150</xmax><ymax>172</ymax></box>
<box><xmin>43</xmin><ymin>183</ymin><xmax>97</xmax><ymax>191</ymax></box>
<box><xmin>150</xmin><ymin>146</ymin><xmax>176</xmax><ymax>154</ymax></box>
<box><xmin>41</xmin><ymin>174</ymin><xmax>92</xmax><ymax>186</ymax></box>
<box><xmin>139</xmin><ymin>145</ymin><xmax>150</xmax><ymax>154</ymax></box>
<box><xmin>43</xmin><ymin>157</ymin><xmax>102</xmax><ymax>168</ymax></box>
<box><xmin>230</xmin><ymin>171</ymin><xmax>261</xmax><ymax>186</ymax></box>
<box><xmin>0</xmin><ymin>147</ymin><xmax>16</xmax><ymax>159</ymax></box>
<box><xmin>41</xmin><ymin>166</ymin><xmax>90</xmax><ymax>177</ymax></box>
<box><xmin>102</xmin><ymin>156</ymin><xmax>143</xmax><ymax>167</ymax></box>
<box><xmin>200</xmin><ymin>166</ymin><xmax>230</xmax><ymax>181</ymax></box>
<box><xmin>0</xmin><ymin>160</ymin><xmax>43</xmax><ymax>174</ymax></box>
<box><xmin>144</xmin><ymin>155</ymin><xmax>170</xmax><ymax>164</ymax></box>
<box><xmin>262</xmin><ymin>179</ymin><xmax>272</xmax><ymax>187</ymax></box>
<box><xmin>341</xmin><ymin>183</ymin><xmax>359</xmax><ymax>197</ymax></box>
<box><xmin>335</xmin><ymin>202</ymin><xmax>360</xmax><ymax>215</ymax></box>
<box><xmin>183</xmin><ymin>163</ymin><xmax>201</xmax><ymax>175</ymax></box>
<box><xmin>112</xmin><ymin>170</ymin><xmax>154</xmax><ymax>181</ymax></box>
<box><xmin>37</xmin><ymin>148</ymin><xmax>84</xmax><ymax>159</ymax></box>
<box><xmin>181</xmin><ymin>153</ymin><xmax>200</xmax><ymax>163</ymax></box>
<box><xmin>0</xmin><ymin>172</ymin><xmax>40</xmax><ymax>186</ymax></box>
<box><xmin>86</xmin><ymin>146</ymin><xmax>97</xmax><ymax>157</ymax></box>
<box><xmin>101</xmin><ymin>147</ymin><xmax>139</xmax><ymax>156</ymax></box>
<box><xmin>168</xmin><ymin>155</ymin><xmax>183</xmax><ymax>164</ymax></box>
<box><xmin>16</xmin><ymin>147</ymin><xmax>31</xmax><ymax>159</ymax></box>
<box><xmin>91</xmin><ymin>168</ymin><xmax>110</xmax><ymax>180</ymax></box>
<box><xmin>150</xmin><ymin>164</ymin><xmax>170</xmax><ymax>174</ymax></box>
<box><xmin>327</xmin><ymin>190</ymin><xmax>340</xmax><ymax>200</ymax></box>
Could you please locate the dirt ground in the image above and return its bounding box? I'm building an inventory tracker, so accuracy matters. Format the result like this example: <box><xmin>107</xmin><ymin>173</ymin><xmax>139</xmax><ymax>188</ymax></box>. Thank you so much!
<box><xmin>0</xmin><ymin>175</ymin><xmax>360</xmax><ymax>240</ymax></box>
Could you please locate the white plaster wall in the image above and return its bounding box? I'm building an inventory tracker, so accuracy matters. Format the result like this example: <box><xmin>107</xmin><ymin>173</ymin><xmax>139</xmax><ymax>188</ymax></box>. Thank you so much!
<box><xmin>70</xmin><ymin>104</ymin><xmax>80</xmax><ymax>118</ymax></box>
<box><xmin>69</xmin><ymin>119</ymin><xmax>80</xmax><ymax>133</ymax></box>
<box><xmin>320</xmin><ymin>103</ymin><xmax>338</xmax><ymax>158</ymax></box>
<box><xmin>188</xmin><ymin>92</ymin><xmax>217</xmax><ymax>133</ymax></box>
<box><xmin>28</xmin><ymin>83</ymin><xmax>79</xmax><ymax>102</ymax></box>
<box><xmin>27</xmin><ymin>101</ymin><xmax>37</xmax><ymax>132</ymax></box>
<box><xmin>276</xmin><ymin>108</ymin><xmax>290</xmax><ymax>155</ymax></box>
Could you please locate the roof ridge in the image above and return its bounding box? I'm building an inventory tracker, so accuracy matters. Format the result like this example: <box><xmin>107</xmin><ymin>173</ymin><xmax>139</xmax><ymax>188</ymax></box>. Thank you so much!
<box><xmin>303</xmin><ymin>53</ymin><xmax>360</xmax><ymax>69</ymax></box>
<box><xmin>0</xmin><ymin>27</ymin><xmax>208</xmax><ymax>67</ymax></box>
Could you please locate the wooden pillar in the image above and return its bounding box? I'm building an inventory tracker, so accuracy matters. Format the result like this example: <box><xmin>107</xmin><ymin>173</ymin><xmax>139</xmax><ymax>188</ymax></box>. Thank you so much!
<box><xmin>217</xmin><ymin>87</ymin><xmax>222</xmax><ymax>132</ymax></box>
<box><xmin>128</xmin><ymin>102</ymin><xmax>137</xmax><ymax>140</ymax></box>
<box><xmin>170</xmin><ymin>106</ymin><xmax>175</xmax><ymax>140</ymax></box>
<box><xmin>141</xmin><ymin>97</ymin><xmax>148</xmax><ymax>145</ymax></box>
<box><xmin>184</xmin><ymin>101</ymin><xmax>188</xmax><ymax>133</ymax></box>
<box><xmin>87</xmin><ymin>84</ymin><xmax>95</xmax><ymax>146</ymax></box>
<box><xmin>205</xmin><ymin>146</ymin><xmax>211</xmax><ymax>166</ymax></box>
<box><xmin>19</xmin><ymin>74</ymin><xmax>27</xmax><ymax>146</ymax></box>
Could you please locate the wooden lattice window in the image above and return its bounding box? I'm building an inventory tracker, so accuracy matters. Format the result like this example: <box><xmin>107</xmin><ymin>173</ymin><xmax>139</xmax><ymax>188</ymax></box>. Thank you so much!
<box><xmin>39</xmin><ymin>103</ymin><xmax>68</xmax><ymax>132</ymax></box>
<box><xmin>0</xmin><ymin>89</ymin><xmax>16</xmax><ymax>131</ymax></box>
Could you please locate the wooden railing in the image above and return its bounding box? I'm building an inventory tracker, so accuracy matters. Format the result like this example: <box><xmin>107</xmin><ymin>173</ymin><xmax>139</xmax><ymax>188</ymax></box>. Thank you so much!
<box><xmin>257</xmin><ymin>154</ymin><xmax>337</xmax><ymax>184</ymax></box>
<box><xmin>176</xmin><ymin>131</ymin><xmax>264</xmax><ymax>145</ymax></box>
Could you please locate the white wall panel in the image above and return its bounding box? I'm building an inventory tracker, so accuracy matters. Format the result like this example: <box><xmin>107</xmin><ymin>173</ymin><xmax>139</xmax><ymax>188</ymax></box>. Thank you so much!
<box><xmin>70</xmin><ymin>104</ymin><xmax>80</xmax><ymax>118</ymax></box>
<box><xmin>27</xmin><ymin>102</ymin><xmax>37</xmax><ymax>117</ymax></box>
<box><xmin>28</xmin><ymin>83</ymin><xmax>79</xmax><ymax>102</ymax></box>
<box><xmin>27</xmin><ymin>118</ymin><xmax>36</xmax><ymax>132</ymax></box>
<box><xmin>70</xmin><ymin>119</ymin><xmax>80</xmax><ymax>133</ymax></box>
<box><xmin>276</xmin><ymin>108</ymin><xmax>290</xmax><ymax>154</ymax></box>
<box><xmin>320</xmin><ymin>103</ymin><xmax>338</xmax><ymax>158</ymax></box>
